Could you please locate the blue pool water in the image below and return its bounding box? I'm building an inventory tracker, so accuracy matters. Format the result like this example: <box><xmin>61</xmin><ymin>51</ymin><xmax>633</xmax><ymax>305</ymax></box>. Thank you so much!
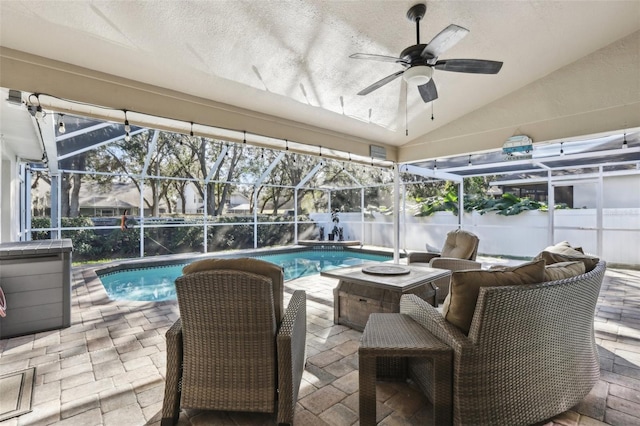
<box><xmin>99</xmin><ymin>249</ymin><xmax>391</xmax><ymax>301</ymax></box>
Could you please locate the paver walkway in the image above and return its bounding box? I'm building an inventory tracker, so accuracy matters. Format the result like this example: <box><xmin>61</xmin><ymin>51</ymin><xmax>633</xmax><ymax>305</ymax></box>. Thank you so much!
<box><xmin>0</xmin><ymin>259</ymin><xmax>638</xmax><ymax>425</ymax></box>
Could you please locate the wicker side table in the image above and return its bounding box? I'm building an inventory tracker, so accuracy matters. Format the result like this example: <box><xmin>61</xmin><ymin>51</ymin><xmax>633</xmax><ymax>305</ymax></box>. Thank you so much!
<box><xmin>359</xmin><ymin>313</ymin><xmax>452</xmax><ymax>425</ymax></box>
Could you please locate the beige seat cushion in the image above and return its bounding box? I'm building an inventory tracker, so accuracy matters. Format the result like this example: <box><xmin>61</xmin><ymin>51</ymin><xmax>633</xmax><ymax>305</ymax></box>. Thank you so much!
<box><xmin>440</xmin><ymin>229</ymin><xmax>479</xmax><ymax>260</ymax></box>
<box><xmin>534</xmin><ymin>241</ymin><xmax>599</xmax><ymax>272</ymax></box>
<box><xmin>442</xmin><ymin>259</ymin><xmax>545</xmax><ymax>334</ymax></box>
<box><xmin>182</xmin><ymin>257</ymin><xmax>284</xmax><ymax>320</ymax></box>
<box><xmin>544</xmin><ymin>261</ymin><xmax>585</xmax><ymax>281</ymax></box>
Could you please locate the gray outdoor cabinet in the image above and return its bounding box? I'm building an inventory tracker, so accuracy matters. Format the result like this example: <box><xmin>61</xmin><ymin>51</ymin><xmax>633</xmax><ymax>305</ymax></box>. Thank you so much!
<box><xmin>0</xmin><ymin>239</ymin><xmax>73</xmax><ymax>339</ymax></box>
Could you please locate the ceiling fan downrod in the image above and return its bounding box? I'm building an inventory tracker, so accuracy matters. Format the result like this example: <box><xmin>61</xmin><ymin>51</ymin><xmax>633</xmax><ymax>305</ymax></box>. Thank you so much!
<box><xmin>406</xmin><ymin>3</ymin><xmax>427</xmax><ymax>45</ymax></box>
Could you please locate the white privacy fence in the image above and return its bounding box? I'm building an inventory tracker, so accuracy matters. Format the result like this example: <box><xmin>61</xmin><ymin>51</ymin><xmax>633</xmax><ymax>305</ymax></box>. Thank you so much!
<box><xmin>311</xmin><ymin>209</ymin><xmax>640</xmax><ymax>267</ymax></box>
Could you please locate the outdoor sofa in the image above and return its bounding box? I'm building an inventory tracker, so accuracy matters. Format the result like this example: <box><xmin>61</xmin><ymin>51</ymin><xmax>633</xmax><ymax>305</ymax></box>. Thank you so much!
<box><xmin>399</xmin><ymin>241</ymin><xmax>604</xmax><ymax>425</ymax></box>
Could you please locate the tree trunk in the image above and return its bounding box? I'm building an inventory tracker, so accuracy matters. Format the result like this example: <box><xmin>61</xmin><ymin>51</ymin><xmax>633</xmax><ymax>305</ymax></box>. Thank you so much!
<box><xmin>164</xmin><ymin>193</ymin><xmax>173</xmax><ymax>214</ymax></box>
<box><xmin>215</xmin><ymin>147</ymin><xmax>241</xmax><ymax>216</ymax></box>
<box><xmin>68</xmin><ymin>153</ymin><xmax>86</xmax><ymax>217</ymax></box>
<box><xmin>69</xmin><ymin>173</ymin><xmax>81</xmax><ymax>217</ymax></box>
<box><xmin>60</xmin><ymin>175</ymin><xmax>71</xmax><ymax>217</ymax></box>
<box><xmin>273</xmin><ymin>192</ymin><xmax>280</xmax><ymax>215</ymax></box>
<box><xmin>207</xmin><ymin>184</ymin><xmax>216</xmax><ymax>216</ymax></box>
<box><xmin>152</xmin><ymin>163</ymin><xmax>160</xmax><ymax>216</ymax></box>
<box><xmin>180</xmin><ymin>192</ymin><xmax>186</xmax><ymax>214</ymax></box>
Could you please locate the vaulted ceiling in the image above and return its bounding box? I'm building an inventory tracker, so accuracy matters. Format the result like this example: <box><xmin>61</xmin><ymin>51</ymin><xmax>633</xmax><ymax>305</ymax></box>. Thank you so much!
<box><xmin>1</xmin><ymin>1</ymin><xmax>639</xmax><ymax>164</ymax></box>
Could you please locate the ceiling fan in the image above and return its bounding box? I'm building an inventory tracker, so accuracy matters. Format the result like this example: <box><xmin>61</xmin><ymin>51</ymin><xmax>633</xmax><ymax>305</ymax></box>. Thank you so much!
<box><xmin>350</xmin><ymin>3</ymin><xmax>503</xmax><ymax>103</ymax></box>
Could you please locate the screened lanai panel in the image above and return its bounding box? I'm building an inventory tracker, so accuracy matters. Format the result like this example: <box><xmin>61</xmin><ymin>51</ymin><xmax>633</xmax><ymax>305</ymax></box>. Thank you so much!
<box><xmin>298</xmin><ymin>189</ymin><xmax>328</xmax><ymax>215</ymax></box>
<box><xmin>407</xmin><ymin>132</ymin><xmax>639</xmax><ymax>177</ymax></box>
<box><xmin>220</xmin><ymin>144</ymin><xmax>261</xmax><ymax>185</ymax></box>
<box><xmin>604</xmin><ymin>163</ymin><xmax>639</xmax><ymax>172</ymax></box>
<box><xmin>216</xmin><ymin>183</ymin><xmax>244</xmax><ymax>215</ymax></box>
<box><xmin>56</xmin><ymin>115</ymin><xmax>144</xmax><ymax>158</ymax></box>
<box><xmin>297</xmin><ymin>222</ymin><xmax>319</xmax><ymax>241</ymax></box>
<box><xmin>552</xmin><ymin>167</ymin><xmax>599</xmax><ymax>177</ymax></box>
<box><xmin>257</xmin><ymin>223</ymin><xmax>296</xmax><ymax>247</ymax></box>
<box><xmin>148</xmin><ymin>133</ymin><xmax>210</xmax><ymax>179</ymax></box>
<box><xmin>58</xmin><ymin>129</ymin><xmax>151</xmax><ymax>176</ymax></box>
<box><xmin>30</xmin><ymin>166</ymin><xmax>51</xmax><ymax>224</ymax></box>
<box><xmin>206</xmin><ymin>220</ymin><xmax>254</xmax><ymax>252</ymax></box>
<box><xmin>542</xmin><ymin>152</ymin><xmax>640</xmax><ymax>169</ymax></box>
<box><xmin>457</xmin><ymin>163</ymin><xmax>546</xmax><ymax>176</ymax></box>
<box><xmin>493</xmin><ymin>170</ymin><xmax>549</xmax><ymax>182</ymax></box>
<box><xmin>308</xmin><ymin>162</ymin><xmax>353</xmax><ymax>189</ymax></box>
<box><xmin>410</xmin><ymin>160</ymin><xmax>544</xmax><ymax>178</ymax></box>
<box><xmin>531</xmin><ymin>135</ymin><xmax>625</xmax><ymax>160</ymax></box>
<box><xmin>286</xmin><ymin>154</ymin><xmax>321</xmax><ymax>188</ymax></box>
<box><xmin>71</xmin><ymin>176</ymin><xmax>147</xmax><ymax>218</ymax></box>
<box><xmin>332</xmin><ymin>189</ymin><xmax>362</xmax><ymax>212</ymax></box>
<box><xmin>259</xmin><ymin>151</ymin><xmax>293</xmax><ymax>185</ymax></box>
<box><xmin>410</xmin><ymin>150</ymin><xmax>542</xmax><ymax>173</ymax></box>
<box><xmin>255</xmin><ymin>151</ymin><xmax>298</xmax><ymax>220</ymax></box>
<box><xmin>364</xmin><ymin>184</ymin><xmax>393</xmax><ymax>215</ymax></box>
<box><xmin>255</xmin><ymin>187</ymin><xmax>296</xmax><ymax>221</ymax></box>
<box><xmin>311</xmin><ymin>163</ymin><xmax>388</xmax><ymax>193</ymax></box>
<box><xmin>143</xmin><ymin>225</ymin><xmax>204</xmax><ymax>257</ymax></box>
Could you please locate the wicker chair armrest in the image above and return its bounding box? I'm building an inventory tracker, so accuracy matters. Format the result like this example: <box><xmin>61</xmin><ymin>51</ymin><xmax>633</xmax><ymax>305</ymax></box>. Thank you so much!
<box><xmin>400</xmin><ymin>294</ymin><xmax>472</xmax><ymax>351</ymax></box>
<box><xmin>429</xmin><ymin>257</ymin><xmax>481</xmax><ymax>272</ymax></box>
<box><xmin>276</xmin><ymin>290</ymin><xmax>307</xmax><ymax>425</ymax></box>
<box><xmin>166</xmin><ymin>318</ymin><xmax>183</xmax><ymax>342</ymax></box>
<box><xmin>161</xmin><ymin>319</ymin><xmax>183</xmax><ymax>426</ymax></box>
<box><xmin>407</xmin><ymin>251</ymin><xmax>441</xmax><ymax>264</ymax></box>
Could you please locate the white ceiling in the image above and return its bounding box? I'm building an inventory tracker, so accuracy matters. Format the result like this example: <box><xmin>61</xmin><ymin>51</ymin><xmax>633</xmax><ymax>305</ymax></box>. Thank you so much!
<box><xmin>1</xmin><ymin>0</ymin><xmax>639</xmax><ymax>161</ymax></box>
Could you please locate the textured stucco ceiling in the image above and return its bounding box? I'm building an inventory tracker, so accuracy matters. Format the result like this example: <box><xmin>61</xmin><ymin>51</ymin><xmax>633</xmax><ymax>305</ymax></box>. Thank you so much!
<box><xmin>1</xmin><ymin>0</ymin><xmax>639</xmax><ymax>163</ymax></box>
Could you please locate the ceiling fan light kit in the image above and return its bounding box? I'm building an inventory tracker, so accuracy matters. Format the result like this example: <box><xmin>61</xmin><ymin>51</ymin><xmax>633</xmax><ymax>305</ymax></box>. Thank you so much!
<box><xmin>403</xmin><ymin>65</ymin><xmax>433</xmax><ymax>85</ymax></box>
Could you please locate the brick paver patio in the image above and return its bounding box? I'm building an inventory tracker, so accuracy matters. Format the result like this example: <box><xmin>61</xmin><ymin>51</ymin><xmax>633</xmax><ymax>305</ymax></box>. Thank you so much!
<box><xmin>1</xmin><ymin>257</ymin><xmax>638</xmax><ymax>425</ymax></box>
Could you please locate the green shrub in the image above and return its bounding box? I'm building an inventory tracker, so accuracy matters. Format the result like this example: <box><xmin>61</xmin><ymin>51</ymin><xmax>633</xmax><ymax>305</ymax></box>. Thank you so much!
<box><xmin>414</xmin><ymin>187</ymin><xmax>459</xmax><ymax>216</ymax></box>
<box><xmin>413</xmin><ymin>191</ymin><xmax>565</xmax><ymax>217</ymax></box>
<box><xmin>32</xmin><ymin>214</ymin><xmax>315</xmax><ymax>262</ymax></box>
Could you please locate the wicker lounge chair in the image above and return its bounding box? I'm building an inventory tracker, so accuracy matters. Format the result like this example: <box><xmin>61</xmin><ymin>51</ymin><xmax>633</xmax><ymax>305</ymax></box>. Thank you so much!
<box><xmin>161</xmin><ymin>258</ymin><xmax>306</xmax><ymax>425</ymax></box>
<box><xmin>408</xmin><ymin>229</ymin><xmax>481</xmax><ymax>303</ymax></box>
<box><xmin>399</xmin><ymin>260</ymin><xmax>607</xmax><ymax>425</ymax></box>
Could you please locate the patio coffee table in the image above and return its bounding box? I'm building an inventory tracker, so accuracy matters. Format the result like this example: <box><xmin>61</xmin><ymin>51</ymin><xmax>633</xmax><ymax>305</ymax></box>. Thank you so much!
<box><xmin>321</xmin><ymin>263</ymin><xmax>451</xmax><ymax>331</ymax></box>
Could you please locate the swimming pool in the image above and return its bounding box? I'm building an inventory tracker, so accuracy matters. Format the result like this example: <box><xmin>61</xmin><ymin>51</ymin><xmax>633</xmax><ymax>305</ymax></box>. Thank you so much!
<box><xmin>98</xmin><ymin>248</ymin><xmax>391</xmax><ymax>301</ymax></box>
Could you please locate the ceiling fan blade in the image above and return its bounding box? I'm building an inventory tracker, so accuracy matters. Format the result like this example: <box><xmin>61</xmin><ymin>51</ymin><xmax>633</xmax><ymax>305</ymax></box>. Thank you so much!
<box><xmin>435</xmin><ymin>59</ymin><xmax>503</xmax><ymax>74</ymax></box>
<box><xmin>357</xmin><ymin>70</ymin><xmax>405</xmax><ymax>96</ymax></box>
<box><xmin>421</xmin><ymin>24</ymin><xmax>469</xmax><ymax>62</ymax></box>
<box><xmin>417</xmin><ymin>79</ymin><xmax>438</xmax><ymax>103</ymax></box>
<box><xmin>349</xmin><ymin>53</ymin><xmax>407</xmax><ymax>64</ymax></box>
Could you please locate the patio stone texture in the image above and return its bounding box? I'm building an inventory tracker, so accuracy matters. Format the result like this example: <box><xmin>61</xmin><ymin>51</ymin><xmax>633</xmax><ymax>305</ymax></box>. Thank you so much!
<box><xmin>0</xmin><ymin>259</ymin><xmax>638</xmax><ymax>425</ymax></box>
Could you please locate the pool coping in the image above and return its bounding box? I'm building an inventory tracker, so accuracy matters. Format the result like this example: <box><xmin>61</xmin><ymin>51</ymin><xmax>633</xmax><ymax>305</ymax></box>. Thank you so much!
<box><xmin>91</xmin><ymin>245</ymin><xmax>402</xmax><ymax>275</ymax></box>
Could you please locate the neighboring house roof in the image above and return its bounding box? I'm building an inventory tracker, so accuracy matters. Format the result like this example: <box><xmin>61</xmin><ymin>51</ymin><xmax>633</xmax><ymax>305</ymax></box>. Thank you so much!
<box><xmin>32</xmin><ymin>180</ymin><xmax>169</xmax><ymax>211</ymax></box>
<box><xmin>229</xmin><ymin>193</ymin><xmax>251</xmax><ymax>204</ymax></box>
<box><xmin>227</xmin><ymin>203</ymin><xmax>251</xmax><ymax>213</ymax></box>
